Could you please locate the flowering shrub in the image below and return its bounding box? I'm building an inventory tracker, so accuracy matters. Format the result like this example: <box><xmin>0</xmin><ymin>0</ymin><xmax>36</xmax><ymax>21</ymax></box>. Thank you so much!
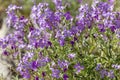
<box><xmin>0</xmin><ymin>0</ymin><xmax>120</xmax><ymax>80</ymax></box>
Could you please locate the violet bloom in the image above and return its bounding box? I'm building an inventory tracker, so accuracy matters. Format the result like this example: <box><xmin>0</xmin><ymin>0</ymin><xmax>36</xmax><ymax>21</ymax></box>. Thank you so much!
<box><xmin>29</xmin><ymin>26</ymin><xmax>34</xmax><ymax>31</ymax></box>
<box><xmin>51</xmin><ymin>68</ymin><xmax>60</xmax><ymax>78</ymax></box>
<box><xmin>108</xmin><ymin>70</ymin><xmax>115</xmax><ymax>79</ymax></box>
<box><xmin>74</xmin><ymin>63</ymin><xmax>84</xmax><ymax>73</ymax></box>
<box><xmin>53</xmin><ymin>0</ymin><xmax>62</xmax><ymax>6</ymax></box>
<box><xmin>22</xmin><ymin>52</ymin><xmax>34</xmax><ymax>64</ymax></box>
<box><xmin>6</xmin><ymin>4</ymin><xmax>22</xmax><ymax>13</ymax></box>
<box><xmin>92</xmin><ymin>33</ymin><xmax>98</xmax><ymax>38</ymax></box>
<box><xmin>70</xmin><ymin>41</ymin><xmax>75</xmax><ymax>46</ymax></box>
<box><xmin>115</xmin><ymin>20</ymin><xmax>120</xmax><ymax>28</ymax></box>
<box><xmin>95</xmin><ymin>63</ymin><xmax>101</xmax><ymax>71</ymax></box>
<box><xmin>59</xmin><ymin>37</ymin><xmax>65</xmax><ymax>46</ymax></box>
<box><xmin>11</xmin><ymin>44</ymin><xmax>17</xmax><ymax>50</ymax></box>
<box><xmin>3</xmin><ymin>50</ymin><xmax>9</xmax><ymax>56</ymax></box>
<box><xmin>1</xmin><ymin>44</ymin><xmax>7</xmax><ymax>49</ymax></box>
<box><xmin>58</xmin><ymin>60</ymin><xmax>69</xmax><ymax>68</ymax></box>
<box><xmin>42</xmin><ymin>71</ymin><xmax>46</xmax><ymax>77</ymax></box>
<box><xmin>97</xmin><ymin>2</ymin><xmax>111</xmax><ymax>12</ymax></box>
<box><xmin>31</xmin><ymin>60</ymin><xmax>38</xmax><ymax>71</ymax></box>
<box><xmin>68</xmin><ymin>53</ymin><xmax>76</xmax><ymax>59</ymax></box>
<box><xmin>76</xmin><ymin>23</ymin><xmax>85</xmax><ymax>32</ymax></box>
<box><xmin>63</xmin><ymin>29</ymin><xmax>71</xmax><ymax>37</ymax></box>
<box><xmin>110</xmin><ymin>25</ymin><xmax>116</xmax><ymax>32</ymax></box>
<box><xmin>30</xmin><ymin>3</ymin><xmax>56</xmax><ymax>30</ymax></box>
<box><xmin>70</xmin><ymin>26</ymin><xmax>78</xmax><ymax>35</ymax></box>
<box><xmin>74</xmin><ymin>37</ymin><xmax>78</xmax><ymax>41</ymax></box>
<box><xmin>108</xmin><ymin>0</ymin><xmax>115</xmax><ymax>5</ymax></box>
<box><xmin>6</xmin><ymin>5</ymin><xmax>22</xmax><ymax>28</ymax></box>
<box><xmin>54</xmin><ymin>11</ymin><xmax>63</xmax><ymax>22</ymax></box>
<box><xmin>6</xmin><ymin>11</ymin><xmax>18</xmax><ymax>28</ymax></box>
<box><xmin>64</xmin><ymin>12</ymin><xmax>72</xmax><ymax>20</ymax></box>
<box><xmin>16</xmin><ymin>61</ymin><xmax>23</xmax><ymax>72</ymax></box>
<box><xmin>98</xmin><ymin>24</ymin><xmax>106</xmax><ymax>32</ymax></box>
<box><xmin>37</xmin><ymin>56</ymin><xmax>50</xmax><ymax>67</ymax></box>
<box><xmin>52</xmin><ymin>0</ymin><xmax>64</xmax><ymax>10</ymax></box>
<box><xmin>112</xmin><ymin>64</ymin><xmax>120</xmax><ymax>69</ymax></box>
<box><xmin>47</xmin><ymin>41</ymin><xmax>52</xmax><ymax>47</ymax></box>
<box><xmin>14</xmin><ymin>16</ymin><xmax>28</xmax><ymax>30</ymax></box>
<box><xmin>21</xmin><ymin>70</ymin><xmax>30</xmax><ymax>79</ymax></box>
<box><xmin>63</xmin><ymin>68</ymin><xmax>68</xmax><ymax>72</ymax></box>
<box><xmin>35</xmin><ymin>76</ymin><xmax>39</xmax><ymax>80</ymax></box>
<box><xmin>63</xmin><ymin>74</ymin><xmax>69</xmax><ymax>80</ymax></box>
<box><xmin>115</xmin><ymin>29</ymin><xmax>120</xmax><ymax>38</ymax></box>
<box><xmin>100</xmin><ymin>69</ymin><xmax>108</xmax><ymax>78</ymax></box>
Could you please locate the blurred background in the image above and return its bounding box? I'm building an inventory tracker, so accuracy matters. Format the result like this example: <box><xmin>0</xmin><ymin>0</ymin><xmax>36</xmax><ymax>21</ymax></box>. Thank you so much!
<box><xmin>0</xmin><ymin>0</ymin><xmax>120</xmax><ymax>17</ymax></box>
<box><xmin>0</xmin><ymin>0</ymin><xmax>120</xmax><ymax>31</ymax></box>
<box><xmin>0</xmin><ymin>0</ymin><xmax>92</xmax><ymax>17</ymax></box>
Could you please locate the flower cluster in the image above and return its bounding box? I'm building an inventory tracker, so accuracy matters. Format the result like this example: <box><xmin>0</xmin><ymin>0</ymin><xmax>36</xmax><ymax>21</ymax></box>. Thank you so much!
<box><xmin>95</xmin><ymin>63</ymin><xmax>115</xmax><ymax>79</ymax></box>
<box><xmin>0</xmin><ymin>0</ymin><xmax>120</xmax><ymax>79</ymax></box>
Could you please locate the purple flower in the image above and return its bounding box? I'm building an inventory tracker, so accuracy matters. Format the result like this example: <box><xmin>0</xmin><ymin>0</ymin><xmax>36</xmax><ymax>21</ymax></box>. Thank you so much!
<box><xmin>6</xmin><ymin>4</ymin><xmax>22</xmax><ymax>14</ymax></box>
<box><xmin>21</xmin><ymin>52</ymin><xmax>34</xmax><ymax>64</ymax></box>
<box><xmin>47</xmin><ymin>41</ymin><xmax>52</xmax><ymax>47</ymax></box>
<box><xmin>6</xmin><ymin>12</ymin><xmax>18</xmax><ymax>28</ymax></box>
<box><xmin>59</xmin><ymin>37</ymin><xmax>65</xmax><ymax>46</ymax></box>
<box><xmin>58</xmin><ymin>60</ymin><xmax>69</xmax><ymax>68</ymax></box>
<box><xmin>70</xmin><ymin>41</ymin><xmax>75</xmax><ymax>46</ymax></box>
<box><xmin>108</xmin><ymin>0</ymin><xmax>115</xmax><ymax>4</ymax></box>
<box><xmin>100</xmin><ymin>69</ymin><xmax>108</xmax><ymax>78</ymax></box>
<box><xmin>51</xmin><ymin>68</ymin><xmax>60</xmax><ymax>78</ymax></box>
<box><xmin>52</xmin><ymin>0</ymin><xmax>64</xmax><ymax>10</ymax></box>
<box><xmin>68</xmin><ymin>53</ymin><xmax>76</xmax><ymax>59</ymax></box>
<box><xmin>93</xmin><ymin>33</ymin><xmax>98</xmax><ymax>38</ymax></box>
<box><xmin>3</xmin><ymin>50</ymin><xmax>9</xmax><ymax>56</ymax></box>
<box><xmin>63</xmin><ymin>68</ymin><xmax>68</xmax><ymax>72</ymax></box>
<box><xmin>115</xmin><ymin>29</ymin><xmax>120</xmax><ymax>38</ymax></box>
<box><xmin>30</xmin><ymin>3</ymin><xmax>57</xmax><ymax>30</ymax></box>
<box><xmin>53</xmin><ymin>0</ymin><xmax>62</xmax><ymax>6</ymax></box>
<box><xmin>1</xmin><ymin>44</ymin><xmax>7</xmax><ymax>49</ymax></box>
<box><xmin>108</xmin><ymin>70</ymin><xmax>115</xmax><ymax>79</ymax></box>
<box><xmin>31</xmin><ymin>60</ymin><xmax>38</xmax><ymax>71</ymax></box>
<box><xmin>76</xmin><ymin>22</ymin><xmax>85</xmax><ymax>32</ymax></box>
<box><xmin>37</xmin><ymin>56</ymin><xmax>50</xmax><ymax>67</ymax></box>
<box><xmin>74</xmin><ymin>63</ymin><xmax>84</xmax><ymax>73</ymax></box>
<box><xmin>21</xmin><ymin>70</ymin><xmax>30</xmax><ymax>79</ymax></box>
<box><xmin>11</xmin><ymin>45</ymin><xmax>17</xmax><ymax>50</ymax></box>
<box><xmin>42</xmin><ymin>71</ymin><xmax>46</xmax><ymax>77</ymax></box>
<box><xmin>74</xmin><ymin>37</ymin><xmax>78</xmax><ymax>41</ymax></box>
<box><xmin>63</xmin><ymin>29</ymin><xmax>71</xmax><ymax>37</ymax></box>
<box><xmin>29</xmin><ymin>26</ymin><xmax>35</xmax><ymax>31</ymax></box>
<box><xmin>97</xmin><ymin>2</ymin><xmax>111</xmax><ymax>12</ymax></box>
<box><xmin>64</xmin><ymin>12</ymin><xmax>72</xmax><ymax>20</ymax></box>
<box><xmin>70</xmin><ymin>26</ymin><xmax>78</xmax><ymax>35</ymax></box>
<box><xmin>6</xmin><ymin>5</ymin><xmax>22</xmax><ymax>28</ymax></box>
<box><xmin>95</xmin><ymin>63</ymin><xmax>101</xmax><ymax>71</ymax></box>
<box><xmin>54</xmin><ymin>11</ymin><xmax>63</xmax><ymax>22</ymax></box>
<box><xmin>98</xmin><ymin>24</ymin><xmax>106</xmax><ymax>32</ymax></box>
<box><xmin>63</xmin><ymin>74</ymin><xmax>69</xmax><ymax>80</ymax></box>
<box><xmin>18</xmin><ymin>44</ymin><xmax>26</xmax><ymax>49</ymax></box>
<box><xmin>110</xmin><ymin>25</ymin><xmax>116</xmax><ymax>32</ymax></box>
<box><xmin>35</xmin><ymin>76</ymin><xmax>39</xmax><ymax>80</ymax></box>
<box><xmin>115</xmin><ymin>20</ymin><xmax>120</xmax><ymax>28</ymax></box>
<box><xmin>112</xmin><ymin>64</ymin><xmax>120</xmax><ymax>69</ymax></box>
